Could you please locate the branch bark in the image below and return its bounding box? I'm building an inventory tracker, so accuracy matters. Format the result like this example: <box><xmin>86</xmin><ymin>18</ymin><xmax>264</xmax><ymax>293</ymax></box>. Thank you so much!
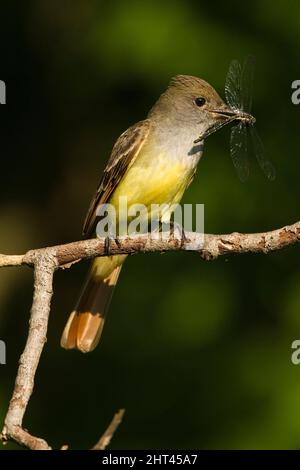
<box><xmin>0</xmin><ymin>220</ymin><xmax>299</xmax><ymax>269</ymax></box>
<box><xmin>92</xmin><ymin>409</ymin><xmax>125</xmax><ymax>450</ymax></box>
<box><xmin>0</xmin><ymin>221</ymin><xmax>299</xmax><ymax>449</ymax></box>
<box><xmin>1</xmin><ymin>254</ymin><xmax>56</xmax><ymax>450</ymax></box>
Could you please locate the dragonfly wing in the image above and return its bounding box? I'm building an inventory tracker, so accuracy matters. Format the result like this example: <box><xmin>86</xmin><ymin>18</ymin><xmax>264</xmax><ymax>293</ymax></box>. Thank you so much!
<box><xmin>225</xmin><ymin>59</ymin><xmax>242</xmax><ymax>110</ymax></box>
<box><xmin>230</xmin><ymin>122</ymin><xmax>250</xmax><ymax>182</ymax></box>
<box><xmin>241</xmin><ymin>55</ymin><xmax>255</xmax><ymax>113</ymax></box>
<box><xmin>250</xmin><ymin>125</ymin><xmax>276</xmax><ymax>180</ymax></box>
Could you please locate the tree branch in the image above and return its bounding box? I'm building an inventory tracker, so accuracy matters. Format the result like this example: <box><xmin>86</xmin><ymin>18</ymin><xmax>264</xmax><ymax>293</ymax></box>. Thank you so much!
<box><xmin>0</xmin><ymin>220</ymin><xmax>299</xmax><ymax>269</ymax></box>
<box><xmin>1</xmin><ymin>254</ymin><xmax>56</xmax><ymax>450</ymax></box>
<box><xmin>0</xmin><ymin>221</ymin><xmax>299</xmax><ymax>449</ymax></box>
<box><xmin>92</xmin><ymin>409</ymin><xmax>125</xmax><ymax>450</ymax></box>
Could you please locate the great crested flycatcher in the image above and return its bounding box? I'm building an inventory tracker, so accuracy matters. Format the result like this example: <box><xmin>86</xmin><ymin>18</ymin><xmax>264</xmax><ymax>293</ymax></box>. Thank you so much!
<box><xmin>61</xmin><ymin>74</ymin><xmax>247</xmax><ymax>353</ymax></box>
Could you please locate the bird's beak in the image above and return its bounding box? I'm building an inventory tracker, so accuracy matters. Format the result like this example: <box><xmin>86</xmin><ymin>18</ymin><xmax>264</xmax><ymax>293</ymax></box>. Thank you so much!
<box><xmin>210</xmin><ymin>105</ymin><xmax>239</xmax><ymax>119</ymax></box>
<box><xmin>194</xmin><ymin>105</ymin><xmax>255</xmax><ymax>144</ymax></box>
<box><xmin>210</xmin><ymin>104</ymin><xmax>256</xmax><ymax>124</ymax></box>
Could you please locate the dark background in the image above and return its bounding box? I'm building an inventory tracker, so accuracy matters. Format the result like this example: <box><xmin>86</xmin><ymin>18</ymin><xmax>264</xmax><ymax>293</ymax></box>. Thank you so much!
<box><xmin>0</xmin><ymin>0</ymin><xmax>300</xmax><ymax>450</ymax></box>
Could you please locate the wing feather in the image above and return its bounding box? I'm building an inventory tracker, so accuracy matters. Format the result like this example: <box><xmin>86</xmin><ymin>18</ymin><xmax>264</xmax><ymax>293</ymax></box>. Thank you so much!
<box><xmin>83</xmin><ymin>120</ymin><xmax>150</xmax><ymax>237</ymax></box>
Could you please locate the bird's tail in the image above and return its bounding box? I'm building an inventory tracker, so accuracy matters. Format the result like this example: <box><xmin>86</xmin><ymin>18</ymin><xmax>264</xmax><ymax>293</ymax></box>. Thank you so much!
<box><xmin>61</xmin><ymin>254</ymin><xmax>126</xmax><ymax>353</ymax></box>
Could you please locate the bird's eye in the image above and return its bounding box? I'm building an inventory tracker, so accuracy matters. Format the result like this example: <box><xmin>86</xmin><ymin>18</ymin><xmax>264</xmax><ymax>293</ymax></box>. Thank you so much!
<box><xmin>194</xmin><ymin>97</ymin><xmax>206</xmax><ymax>107</ymax></box>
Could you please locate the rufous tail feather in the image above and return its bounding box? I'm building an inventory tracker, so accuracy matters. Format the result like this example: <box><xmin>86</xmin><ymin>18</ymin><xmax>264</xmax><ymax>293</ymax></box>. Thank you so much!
<box><xmin>61</xmin><ymin>255</ymin><xmax>126</xmax><ymax>352</ymax></box>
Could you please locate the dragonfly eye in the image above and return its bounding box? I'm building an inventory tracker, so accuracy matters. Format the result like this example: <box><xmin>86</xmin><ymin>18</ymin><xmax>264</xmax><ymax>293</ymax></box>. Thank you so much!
<box><xmin>194</xmin><ymin>97</ymin><xmax>206</xmax><ymax>107</ymax></box>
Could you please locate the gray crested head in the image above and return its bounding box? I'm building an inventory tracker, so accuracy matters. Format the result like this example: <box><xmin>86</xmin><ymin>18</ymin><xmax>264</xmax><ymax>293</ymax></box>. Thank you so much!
<box><xmin>148</xmin><ymin>74</ymin><xmax>243</xmax><ymax>143</ymax></box>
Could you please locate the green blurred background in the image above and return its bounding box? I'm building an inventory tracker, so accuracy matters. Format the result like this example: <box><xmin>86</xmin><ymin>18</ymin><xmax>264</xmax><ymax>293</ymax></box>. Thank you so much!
<box><xmin>0</xmin><ymin>0</ymin><xmax>299</xmax><ymax>450</ymax></box>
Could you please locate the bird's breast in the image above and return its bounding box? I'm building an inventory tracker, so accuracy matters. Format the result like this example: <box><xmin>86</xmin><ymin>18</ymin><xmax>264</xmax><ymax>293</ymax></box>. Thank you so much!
<box><xmin>110</xmin><ymin>141</ymin><xmax>203</xmax><ymax>211</ymax></box>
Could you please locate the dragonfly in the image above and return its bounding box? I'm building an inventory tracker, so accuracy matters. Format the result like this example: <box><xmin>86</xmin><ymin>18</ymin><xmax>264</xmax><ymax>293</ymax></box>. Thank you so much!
<box><xmin>224</xmin><ymin>55</ymin><xmax>275</xmax><ymax>181</ymax></box>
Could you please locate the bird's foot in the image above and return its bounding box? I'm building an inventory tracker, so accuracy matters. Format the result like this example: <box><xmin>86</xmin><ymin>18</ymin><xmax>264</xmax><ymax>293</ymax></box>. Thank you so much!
<box><xmin>104</xmin><ymin>235</ymin><xmax>121</xmax><ymax>256</ymax></box>
<box><xmin>170</xmin><ymin>222</ymin><xmax>187</xmax><ymax>246</ymax></box>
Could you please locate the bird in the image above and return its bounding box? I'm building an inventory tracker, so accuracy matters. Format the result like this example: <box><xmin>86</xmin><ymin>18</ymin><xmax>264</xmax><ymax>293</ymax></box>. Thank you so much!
<box><xmin>61</xmin><ymin>74</ymin><xmax>245</xmax><ymax>353</ymax></box>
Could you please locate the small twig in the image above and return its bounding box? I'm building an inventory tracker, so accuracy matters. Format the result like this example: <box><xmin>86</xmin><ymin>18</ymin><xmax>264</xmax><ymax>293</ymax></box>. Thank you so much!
<box><xmin>92</xmin><ymin>409</ymin><xmax>125</xmax><ymax>450</ymax></box>
<box><xmin>0</xmin><ymin>254</ymin><xmax>25</xmax><ymax>267</ymax></box>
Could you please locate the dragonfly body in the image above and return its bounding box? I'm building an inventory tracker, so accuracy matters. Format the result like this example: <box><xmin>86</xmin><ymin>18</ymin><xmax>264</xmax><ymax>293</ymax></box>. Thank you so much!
<box><xmin>196</xmin><ymin>56</ymin><xmax>275</xmax><ymax>181</ymax></box>
<box><xmin>225</xmin><ymin>56</ymin><xmax>275</xmax><ymax>181</ymax></box>
<box><xmin>233</xmin><ymin>111</ymin><xmax>256</xmax><ymax>126</ymax></box>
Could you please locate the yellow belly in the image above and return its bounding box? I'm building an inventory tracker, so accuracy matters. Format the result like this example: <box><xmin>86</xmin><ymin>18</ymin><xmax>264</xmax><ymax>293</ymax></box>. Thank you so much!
<box><xmin>110</xmin><ymin>153</ymin><xmax>191</xmax><ymax>210</ymax></box>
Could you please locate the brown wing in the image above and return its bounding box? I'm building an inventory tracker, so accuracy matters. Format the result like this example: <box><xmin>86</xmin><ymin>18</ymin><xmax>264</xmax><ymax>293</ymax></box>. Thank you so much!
<box><xmin>83</xmin><ymin>119</ymin><xmax>150</xmax><ymax>237</ymax></box>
